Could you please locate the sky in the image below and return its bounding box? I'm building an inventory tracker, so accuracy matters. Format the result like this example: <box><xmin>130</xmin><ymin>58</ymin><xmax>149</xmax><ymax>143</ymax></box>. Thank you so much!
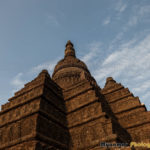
<box><xmin>0</xmin><ymin>0</ymin><xmax>150</xmax><ymax>110</ymax></box>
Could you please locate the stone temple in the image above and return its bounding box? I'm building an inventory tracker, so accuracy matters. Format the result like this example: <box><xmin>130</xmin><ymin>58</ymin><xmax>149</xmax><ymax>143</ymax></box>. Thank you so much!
<box><xmin>0</xmin><ymin>41</ymin><xmax>150</xmax><ymax>150</ymax></box>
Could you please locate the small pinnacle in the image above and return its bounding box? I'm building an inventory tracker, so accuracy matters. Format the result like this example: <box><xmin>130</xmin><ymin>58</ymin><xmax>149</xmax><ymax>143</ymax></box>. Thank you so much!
<box><xmin>106</xmin><ymin>77</ymin><xmax>114</xmax><ymax>82</ymax></box>
<box><xmin>104</xmin><ymin>77</ymin><xmax>116</xmax><ymax>88</ymax></box>
<box><xmin>41</xmin><ymin>69</ymin><xmax>48</xmax><ymax>74</ymax></box>
<box><xmin>66</xmin><ymin>40</ymin><xmax>74</xmax><ymax>48</ymax></box>
<box><xmin>39</xmin><ymin>69</ymin><xmax>50</xmax><ymax>77</ymax></box>
<box><xmin>65</xmin><ymin>40</ymin><xmax>76</xmax><ymax>58</ymax></box>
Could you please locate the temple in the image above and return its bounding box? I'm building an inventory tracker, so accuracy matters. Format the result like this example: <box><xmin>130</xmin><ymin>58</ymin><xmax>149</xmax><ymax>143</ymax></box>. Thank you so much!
<box><xmin>0</xmin><ymin>41</ymin><xmax>150</xmax><ymax>150</ymax></box>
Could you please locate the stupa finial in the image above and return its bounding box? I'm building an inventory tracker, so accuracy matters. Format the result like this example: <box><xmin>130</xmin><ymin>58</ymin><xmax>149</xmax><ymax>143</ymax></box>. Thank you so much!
<box><xmin>65</xmin><ymin>40</ymin><xmax>76</xmax><ymax>58</ymax></box>
<box><xmin>66</xmin><ymin>40</ymin><xmax>74</xmax><ymax>48</ymax></box>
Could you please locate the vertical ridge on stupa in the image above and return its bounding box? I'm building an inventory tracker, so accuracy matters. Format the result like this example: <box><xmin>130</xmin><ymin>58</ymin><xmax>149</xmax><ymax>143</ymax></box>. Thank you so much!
<box><xmin>0</xmin><ymin>41</ymin><xmax>150</xmax><ymax>150</ymax></box>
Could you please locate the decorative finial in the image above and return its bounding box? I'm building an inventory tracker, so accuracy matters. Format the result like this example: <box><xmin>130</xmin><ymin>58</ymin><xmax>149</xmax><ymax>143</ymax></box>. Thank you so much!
<box><xmin>65</xmin><ymin>40</ymin><xmax>76</xmax><ymax>58</ymax></box>
<box><xmin>41</xmin><ymin>69</ymin><xmax>48</xmax><ymax>73</ymax></box>
<box><xmin>66</xmin><ymin>40</ymin><xmax>74</xmax><ymax>48</ymax></box>
<box><xmin>106</xmin><ymin>77</ymin><xmax>114</xmax><ymax>82</ymax></box>
<box><xmin>104</xmin><ymin>77</ymin><xmax>116</xmax><ymax>88</ymax></box>
<box><xmin>38</xmin><ymin>69</ymin><xmax>50</xmax><ymax>78</ymax></box>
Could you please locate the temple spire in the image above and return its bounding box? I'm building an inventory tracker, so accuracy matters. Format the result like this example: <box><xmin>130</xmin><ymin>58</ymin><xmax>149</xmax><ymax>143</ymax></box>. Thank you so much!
<box><xmin>65</xmin><ymin>40</ymin><xmax>76</xmax><ymax>58</ymax></box>
<box><xmin>104</xmin><ymin>77</ymin><xmax>116</xmax><ymax>88</ymax></box>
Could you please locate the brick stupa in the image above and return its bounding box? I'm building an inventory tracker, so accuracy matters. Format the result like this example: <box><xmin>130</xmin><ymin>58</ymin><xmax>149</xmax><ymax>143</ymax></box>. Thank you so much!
<box><xmin>0</xmin><ymin>41</ymin><xmax>150</xmax><ymax>150</ymax></box>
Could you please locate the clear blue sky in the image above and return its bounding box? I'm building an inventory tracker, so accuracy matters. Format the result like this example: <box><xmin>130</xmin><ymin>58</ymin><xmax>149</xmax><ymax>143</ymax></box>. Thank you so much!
<box><xmin>0</xmin><ymin>0</ymin><xmax>150</xmax><ymax>110</ymax></box>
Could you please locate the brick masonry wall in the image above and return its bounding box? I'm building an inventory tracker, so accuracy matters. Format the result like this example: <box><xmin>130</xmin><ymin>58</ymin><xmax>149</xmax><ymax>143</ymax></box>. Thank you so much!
<box><xmin>102</xmin><ymin>77</ymin><xmax>150</xmax><ymax>143</ymax></box>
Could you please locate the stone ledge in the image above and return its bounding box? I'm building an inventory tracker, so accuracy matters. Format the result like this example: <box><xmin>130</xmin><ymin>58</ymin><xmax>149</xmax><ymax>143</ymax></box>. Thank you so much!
<box><xmin>108</xmin><ymin>93</ymin><xmax>133</xmax><ymax>104</ymax></box>
<box><xmin>126</xmin><ymin>121</ymin><xmax>150</xmax><ymax>130</ymax></box>
<box><xmin>66</xmin><ymin>98</ymin><xmax>99</xmax><ymax>114</ymax></box>
<box><xmin>118</xmin><ymin>111</ymin><xmax>150</xmax><ymax>129</ymax></box>
<box><xmin>64</xmin><ymin>87</ymin><xmax>93</xmax><ymax>101</ymax></box>
<box><xmin>68</xmin><ymin>112</ymin><xmax>107</xmax><ymax>129</ymax></box>
<box><xmin>41</xmin><ymin>95</ymin><xmax>66</xmax><ymax>114</ymax></box>
<box><xmin>79</xmin><ymin>134</ymin><xmax>119</xmax><ymax>150</ymax></box>
<box><xmin>9</xmin><ymin>83</ymin><xmax>44</xmax><ymax>102</ymax></box>
<box><xmin>36</xmin><ymin>132</ymin><xmax>68</xmax><ymax>150</ymax></box>
<box><xmin>63</xmin><ymin>80</ymin><xmax>89</xmax><ymax>92</ymax></box>
<box><xmin>63</xmin><ymin>81</ymin><xmax>93</xmax><ymax>100</ymax></box>
<box><xmin>110</xmin><ymin>98</ymin><xmax>142</xmax><ymax>114</ymax></box>
<box><xmin>0</xmin><ymin>111</ymin><xmax>38</xmax><ymax>128</ymax></box>
<box><xmin>38</xmin><ymin>110</ymin><xmax>68</xmax><ymax>129</ymax></box>
<box><xmin>2</xmin><ymin>85</ymin><xmax>44</xmax><ymax>112</ymax></box>
<box><xmin>0</xmin><ymin>95</ymin><xmax>41</xmax><ymax>116</ymax></box>
<box><xmin>101</xmin><ymin>84</ymin><xmax>123</xmax><ymax>95</ymax></box>
<box><xmin>115</xmin><ymin>105</ymin><xmax>146</xmax><ymax>117</ymax></box>
<box><xmin>0</xmin><ymin>131</ymin><xmax>68</xmax><ymax>150</ymax></box>
<box><xmin>0</xmin><ymin>132</ymin><xmax>36</xmax><ymax>150</ymax></box>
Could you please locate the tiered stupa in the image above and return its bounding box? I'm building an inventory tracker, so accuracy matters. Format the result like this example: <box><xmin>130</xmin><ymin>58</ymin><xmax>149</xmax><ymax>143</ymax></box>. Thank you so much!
<box><xmin>0</xmin><ymin>41</ymin><xmax>150</xmax><ymax>150</ymax></box>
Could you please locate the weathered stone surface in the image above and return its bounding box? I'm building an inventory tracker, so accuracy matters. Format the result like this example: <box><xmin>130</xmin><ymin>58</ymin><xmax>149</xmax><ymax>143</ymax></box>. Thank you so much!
<box><xmin>0</xmin><ymin>41</ymin><xmax>149</xmax><ymax>150</ymax></box>
<box><xmin>102</xmin><ymin>76</ymin><xmax>150</xmax><ymax>147</ymax></box>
